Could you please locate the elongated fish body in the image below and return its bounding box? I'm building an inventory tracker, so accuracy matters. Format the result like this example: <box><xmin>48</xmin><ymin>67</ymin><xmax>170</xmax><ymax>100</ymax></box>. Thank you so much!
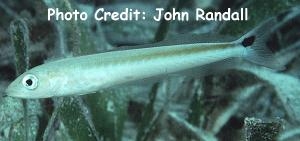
<box><xmin>5</xmin><ymin>18</ymin><xmax>283</xmax><ymax>98</ymax></box>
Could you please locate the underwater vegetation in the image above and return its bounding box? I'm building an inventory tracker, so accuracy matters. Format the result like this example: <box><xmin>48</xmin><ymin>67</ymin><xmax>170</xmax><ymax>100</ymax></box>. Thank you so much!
<box><xmin>0</xmin><ymin>0</ymin><xmax>300</xmax><ymax>141</ymax></box>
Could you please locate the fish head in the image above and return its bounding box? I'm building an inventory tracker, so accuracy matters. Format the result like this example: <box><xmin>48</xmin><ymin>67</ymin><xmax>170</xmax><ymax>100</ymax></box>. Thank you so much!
<box><xmin>5</xmin><ymin>65</ymin><xmax>61</xmax><ymax>99</ymax></box>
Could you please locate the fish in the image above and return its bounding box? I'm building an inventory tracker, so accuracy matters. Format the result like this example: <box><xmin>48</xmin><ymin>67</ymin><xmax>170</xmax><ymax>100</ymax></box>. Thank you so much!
<box><xmin>5</xmin><ymin>18</ymin><xmax>284</xmax><ymax>98</ymax></box>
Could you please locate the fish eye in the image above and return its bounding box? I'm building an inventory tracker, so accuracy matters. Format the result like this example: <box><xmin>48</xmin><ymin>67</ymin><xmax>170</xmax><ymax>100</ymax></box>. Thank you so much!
<box><xmin>22</xmin><ymin>74</ymin><xmax>38</xmax><ymax>90</ymax></box>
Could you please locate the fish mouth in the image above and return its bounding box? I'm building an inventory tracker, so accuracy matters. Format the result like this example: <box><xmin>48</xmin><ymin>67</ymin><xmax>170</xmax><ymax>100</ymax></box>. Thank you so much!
<box><xmin>4</xmin><ymin>85</ymin><xmax>26</xmax><ymax>99</ymax></box>
<box><xmin>5</xmin><ymin>88</ymin><xmax>20</xmax><ymax>98</ymax></box>
<box><xmin>5</xmin><ymin>87</ymin><xmax>49</xmax><ymax>99</ymax></box>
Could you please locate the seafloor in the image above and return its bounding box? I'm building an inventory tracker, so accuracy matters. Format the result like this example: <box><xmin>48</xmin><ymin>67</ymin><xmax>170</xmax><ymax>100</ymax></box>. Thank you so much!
<box><xmin>0</xmin><ymin>0</ymin><xmax>300</xmax><ymax>141</ymax></box>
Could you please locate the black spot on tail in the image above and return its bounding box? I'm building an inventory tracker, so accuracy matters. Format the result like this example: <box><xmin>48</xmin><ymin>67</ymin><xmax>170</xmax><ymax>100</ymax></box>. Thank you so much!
<box><xmin>242</xmin><ymin>36</ymin><xmax>256</xmax><ymax>47</ymax></box>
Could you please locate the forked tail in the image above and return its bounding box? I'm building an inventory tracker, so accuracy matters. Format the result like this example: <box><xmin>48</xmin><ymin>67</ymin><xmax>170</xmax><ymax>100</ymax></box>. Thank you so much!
<box><xmin>236</xmin><ymin>18</ymin><xmax>285</xmax><ymax>70</ymax></box>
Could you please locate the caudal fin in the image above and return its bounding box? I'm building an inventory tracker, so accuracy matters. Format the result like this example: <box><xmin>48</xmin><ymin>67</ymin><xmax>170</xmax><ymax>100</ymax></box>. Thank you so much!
<box><xmin>237</xmin><ymin>18</ymin><xmax>285</xmax><ymax>70</ymax></box>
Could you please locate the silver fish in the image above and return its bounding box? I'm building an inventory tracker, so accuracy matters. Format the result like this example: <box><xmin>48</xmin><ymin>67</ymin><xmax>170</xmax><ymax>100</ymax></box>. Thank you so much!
<box><xmin>5</xmin><ymin>18</ymin><xmax>283</xmax><ymax>98</ymax></box>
